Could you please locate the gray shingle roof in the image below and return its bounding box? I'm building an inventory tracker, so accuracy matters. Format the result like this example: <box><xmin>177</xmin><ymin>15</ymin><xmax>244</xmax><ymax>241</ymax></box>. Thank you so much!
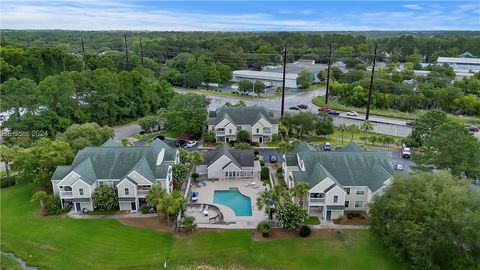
<box><xmin>290</xmin><ymin>142</ymin><xmax>393</xmax><ymax>192</ymax></box>
<box><xmin>208</xmin><ymin>106</ymin><xmax>279</xmax><ymax>126</ymax></box>
<box><xmin>52</xmin><ymin>139</ymin><xmax>176</xmax><ymax>185</ymax></box>
<box><xmin>203</xmin><ymin>144</ymin><xmax>255</xmax><ymax>167</ymax></box>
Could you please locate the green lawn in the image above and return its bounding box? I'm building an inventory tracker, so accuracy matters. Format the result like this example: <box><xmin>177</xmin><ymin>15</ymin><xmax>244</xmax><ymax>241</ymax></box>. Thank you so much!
<box><xmin>1</xmin><ymin>253</ymin><xmax>22</xmax><ymax>270</ymax></box>
<box><xmin>305</xmin><ymin>216</ymin><xmax>321</xmax><ymax>225</ymax></box>
<box><xmin>1</xmin><ymin>185</ymin><xmax>402</xmax><ymax>270</ymax></box>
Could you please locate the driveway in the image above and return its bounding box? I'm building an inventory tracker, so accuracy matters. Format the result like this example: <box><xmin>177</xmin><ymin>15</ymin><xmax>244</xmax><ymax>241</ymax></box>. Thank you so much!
<box><xmin>114</xmin><ymin>123</ymin><xmax>141</xmax><ymax>140</ymax></box>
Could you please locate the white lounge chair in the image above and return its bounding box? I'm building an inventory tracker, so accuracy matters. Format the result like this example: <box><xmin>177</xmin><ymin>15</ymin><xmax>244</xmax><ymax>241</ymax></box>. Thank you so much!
<box><xmin>203</xmin><ymin>205</ymin><xmax>209</xmax><ymax>216</ymax></box>
<box><xmin>244</xmin><ymin>183</ymin><xmax>250</xmax><ymax>187</ymax></box>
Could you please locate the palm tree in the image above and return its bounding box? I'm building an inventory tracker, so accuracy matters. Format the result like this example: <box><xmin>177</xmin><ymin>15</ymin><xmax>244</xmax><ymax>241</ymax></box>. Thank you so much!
<box><xmin>146</xmin><ymin>185</ymin><xmax>166</xmax><ymax>208</ymax></box>
<box><xmin>257</xmin><ymin>185</ymin><xmax>289</xmax><ymax>219</ymax></box>
<box><xmin>337</xmin><ymin>124</ymin><xmax>348</xmax><ymax>144</ymax></box>
<box><xmin>348</xmin><ymin>124</ymin><xmax>360</xmax><ymax>142</ymax></box>
<box><xmin>158</xmin><ymin>191</ymin><xmax>186</xmax><ymax>224</ymax></box>
<box><xmin>31</xmin><ymin>191</ymin><xmax>48</xmax><ymax>208</ymax></box>
<box><xmin>360</xmin><ymin>120</ymin><xmax>374</xmax><ymax>144</ymax></box>
<box><xmin>291</xmin><ymin>181</ymin><xmax>310</xmax><ymax>207</ymax></box>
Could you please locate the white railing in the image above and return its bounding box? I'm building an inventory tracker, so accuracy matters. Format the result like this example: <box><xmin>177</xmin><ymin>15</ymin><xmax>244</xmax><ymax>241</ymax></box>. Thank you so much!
<box><xmin>137</xmin><ymin>189</ymin><xmax>150</xmax><ymax>196</ymax></box>
<box><xmin>309</xmin><ymin>198</ymin><xmax>325</xmax><ymax>203</ymax></box>
<box><xmin>216</xmin><ymin>130</ymin><xmax>225</xmax><ymax>135</ymax></box>
<box><xmin>60</xmin><ymin>191</ymin><xmax>73</xmax><ymax>197</ymax></box>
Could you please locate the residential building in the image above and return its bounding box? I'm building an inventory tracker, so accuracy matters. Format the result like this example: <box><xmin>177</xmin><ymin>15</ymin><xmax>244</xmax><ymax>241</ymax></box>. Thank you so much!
<box><xmin>196</xmin><ymin>144</ymin><xmax>261</xmax><ymax>180</ymax></box>
<box><xmin>208</xmin><ymin>106</ymin><xmax>279</xmax><ymax>144</ymax></box>
<box><xmin>51</xmin><ymin>139</ymin><xmax>179</xmax><ymax>212</ymax></box>
<box><xmin>282</xmin><ymin>142</ymin><xmax>394</xmax><ymax>220</ymax></box>
<box><xmin>232</xmin><ymin>70</ymin><xmax>299</xmax><ymax>88</ymax></box>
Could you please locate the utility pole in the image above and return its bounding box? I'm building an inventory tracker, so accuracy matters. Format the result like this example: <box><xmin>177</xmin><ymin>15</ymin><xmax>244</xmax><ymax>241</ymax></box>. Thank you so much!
<box><xmin>80</xmin><ymin>37</ymin><xmax>85</xmax><ymax>53</ymax></box>
<box><xmin>366</xmin><ymin>44</ymin><xmax>378</xmax><ymax>120</ymax></box>
<box><xmin>281</xmin><ymin>43</ymin><xmax>287</xmax><ymax>116</ymax></box>
<box><xmin>325</xmin><ymin>43</ymin><xmax>332</xmax><ymax>105</ymax></box>
<box><xmin>139</xmin><ymin>37</ymin><xmax>144</xmax><ymax>66</ymax></box>
<box><xmin>124</xmin><ymin>34</ymin><xmax>129</xmax><ymax>69</ymax></box>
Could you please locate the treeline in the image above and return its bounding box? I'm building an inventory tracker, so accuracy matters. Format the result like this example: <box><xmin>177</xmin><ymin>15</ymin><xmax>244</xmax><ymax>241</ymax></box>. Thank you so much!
<box><xmin>1</xmin><ymin>68</ymin><xmax>175</xmax><ymax>141</ymax></box>
<box><xmin>2</xmin><ymin>31</ymin><xmax>480</xmax><ymax>70</ymax></box>
<box><xmin>328</xmin><ymin>65</ymin><xmax>480</xmax><ymax>116</ymax></box>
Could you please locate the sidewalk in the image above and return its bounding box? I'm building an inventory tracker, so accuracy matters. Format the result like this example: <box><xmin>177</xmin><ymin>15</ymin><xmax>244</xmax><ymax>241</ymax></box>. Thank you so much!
<box><xmin>68</xmin><ymin>211</ymin><xmax>157</xmax><ymax>219</ymax></box>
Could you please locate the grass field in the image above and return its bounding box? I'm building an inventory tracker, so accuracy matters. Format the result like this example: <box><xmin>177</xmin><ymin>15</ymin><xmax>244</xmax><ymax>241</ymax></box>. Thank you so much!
<box><xmin>1</xmin><ymin>185</ymin><xmax>402</xmax><ymax>270</ymax></box>
<box><xmin>1</xmin><ymin>253</ymin><xmax>22</xmax><ymax>270</ymax></box>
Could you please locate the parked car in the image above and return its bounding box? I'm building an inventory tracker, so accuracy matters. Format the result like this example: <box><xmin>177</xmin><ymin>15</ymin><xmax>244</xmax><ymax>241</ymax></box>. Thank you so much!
<box><xmin>401</xmin><ymin>147</ymin><xmax>411</xmax><ymax>158</ymax></box>
<box><xmin>405</xmin><ymin>120</ymin><xmax>415</xmax><ymax>126</ymax></box>
<box><xmin>270</xmin><ymin>155</ymin><xmax>278</xmax><ymax>163</ymax></box>
<box><xmin>323</xmin><ymin>142</ymin><xmax>332</xmax><ymax>151</ymax></box>
<box><xmin>394</xmin><ymin>164</ymin><xmax>405</xmax><ymax>171</ymax></box>
<box><xmin>297</xmin><ymin>104</ymin><xmax>308</xmax><ymax>109</ymax></box>
<box><xmin>289</xmin><ymin>106</ymin><xmax>299</xmax><ymax>110</ymax></box>
<box><xmin>175</xmin><ymin>139</ymin><xmax>187</xmax><ymax>148</ymax></box>
<box><xmin>318</xmin><ymin>107</ymin><xmax>331</xmax><ymax>112</ymax></box>
<box><xmin>327</xmin><ymin>110</ymin><xmax>340</xmax><ymax>116</ymax></box>
<box><xmin>468</xmin><ymin>126</ymin><xmax>479</xmax><ymax>132</ymax></box>
<box><xmin>186</xmin><ymin>140</ymin><xmax>197</xmax><ymax>148</ymax></box>
<box><xmin>139</xmin><ymin>130</ymin><xmax>146</xmax><ymax>135</ymax></box>
<box><xmin>153</xmin><ymin>135</ymin><xmax>165</xmax><ymax>140</ymax></box>
<box><xmin>346</xmin><ymin>111</ymin><xmax>358</xmax><ymax>116</ymax></box>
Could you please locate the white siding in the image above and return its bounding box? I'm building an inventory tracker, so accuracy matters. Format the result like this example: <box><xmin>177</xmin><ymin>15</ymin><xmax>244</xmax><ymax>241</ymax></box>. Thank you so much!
<box><xmin>207</xmin><ymin>155</ymin><xmax>231</xmax><ymax>179</ymax></box>
<box><xmin>309</xmin><ymin>178</ymin><xmax>334</xmax><ymax>193</ymax></box>
<box><xmin>119</xmin><ymin>202</ymin><xmax>132</xmax><ymax>211</ymax></box>
<box><xmin>71</xmin><ymin>180</ymin><xmax>92</xmax><ymax>198</ymax></box>
<box><xmin>51</xmin><ymin>180</ymin><xmax>60</xmax><ymax>195</ymax></box>
<box><xmin>325</xmin><ymin>186</ymin><xmax>346</xmax><ymax>205</ymax></box>
<box><xmin>117</xmin><ymin>179</ymin><xmax>136</xmax><ymax>197</ymax></box>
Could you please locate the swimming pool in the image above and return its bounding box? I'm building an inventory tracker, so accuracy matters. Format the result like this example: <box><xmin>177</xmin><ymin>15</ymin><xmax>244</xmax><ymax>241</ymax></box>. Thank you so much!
<box><xmin>213</xmin><ymin>189</ymin><xmax>252</xmax><ymax>216</ymax></box>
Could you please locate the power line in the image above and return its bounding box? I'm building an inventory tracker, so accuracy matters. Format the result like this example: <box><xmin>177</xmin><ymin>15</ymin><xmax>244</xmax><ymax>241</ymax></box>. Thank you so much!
<box><xmin>325</xmin><ymin>43</ymin><xmax>332</xmax><ymax>105</ymax></box>
<box><xmin>124</xmin><ymin>34</ymin><xmax>129</xmax><ymax>69</ymax></box>
<box><xmin>281</xmin><ymin>43</ymin><xmax>287</xmax><ymax>117</ymax></box>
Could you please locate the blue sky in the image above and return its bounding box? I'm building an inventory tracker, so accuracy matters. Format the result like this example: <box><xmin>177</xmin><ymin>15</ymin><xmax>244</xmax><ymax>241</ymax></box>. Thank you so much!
<box><xmin>1</xmin><ymin>1</ymin><xmax>479</xmax><ymax>31</ymax></box>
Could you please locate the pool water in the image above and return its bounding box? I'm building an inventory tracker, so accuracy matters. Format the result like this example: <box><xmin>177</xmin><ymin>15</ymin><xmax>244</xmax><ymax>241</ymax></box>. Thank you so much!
<box><xmin>213</xmin><ymin>189</ymin><xmax>252</xmax><ymax>216</ymax></box>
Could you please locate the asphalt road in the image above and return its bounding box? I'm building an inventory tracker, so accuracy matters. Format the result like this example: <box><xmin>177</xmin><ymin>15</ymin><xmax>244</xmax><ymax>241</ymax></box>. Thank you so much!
<box><xmin>113</xmin><ymin>123</ymin><xmax>141</xmax><ymax>140</ymax></box>
<box><xmin>174</xmin><ymin>87</ymin><xmax>413</xmax><ymax>137</ymax></box>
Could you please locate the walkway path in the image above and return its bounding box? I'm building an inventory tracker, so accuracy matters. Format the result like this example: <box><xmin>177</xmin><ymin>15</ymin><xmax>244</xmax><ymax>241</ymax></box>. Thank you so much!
<box><xmin>68</xmin><ymin>211</ymin><xmax>157</xmax><ymax>219</ymax></box>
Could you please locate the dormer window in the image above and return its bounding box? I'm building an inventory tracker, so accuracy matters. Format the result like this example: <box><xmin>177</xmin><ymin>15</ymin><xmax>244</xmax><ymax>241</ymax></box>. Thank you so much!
<box><xmin>125</xmin><ymin>188</ymin><xmax>130</xmax><ymax>196</ymax></box>
<box><xmin>79</xmin><ymin>188</ymin><xmax>84</xmax><ymax>195</ymax></box>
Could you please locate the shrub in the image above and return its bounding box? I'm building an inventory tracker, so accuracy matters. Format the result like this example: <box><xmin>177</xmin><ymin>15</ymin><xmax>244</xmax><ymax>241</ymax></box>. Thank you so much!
<box><xmin>254</xmin><ymin>150</ymin><xmax>259</xmax><ymax>156</ymax></box>
<box><xmin>257</xmin><ymin>221</ymin><xmax>272</xmax><ymax>238</ymax></box>
<box><xmin>338</xmin><ymin>215</ymin><xmax>346</xmax><ymax>224</ymax></box>
<box><xmin>276</xmin><ymin>167</ymin><xmax>283</xmax><ymax>174</ymax></box>
<box><xmin>203</xmin><ymin>132</ymin><xmax>215</xmax><ymax>143</ymax></box>
<box><xmin>272</xmin><ymin>134</ymin><xmax>281</xmax><ymax>142</ymax></box>
<box><xmin>237</xmin><ymin>130</ymin><xmax>251</xmax><ymax>143</ymax></box>
<box><xmin>43</xmin><ymin>195</ymin><xmax>70</xmax><ymax>215</ymax></box>
<box><xmin>234</xmin><ymin>142</ymin><xmax>252</xmax><ymax>150</ymax></box>
<box><xmin>259</xmin><ymin>160</ymin><xmax>265</xmax><ymax>166</ymax></box>
<box><xmin>299</xmin><ymin>225</ymin><xmax>311</xmax><ymax>237</ymax></box>
<box><xmin>141</xmin><ymin>205</ymin><xmax>151</xmax><ymax>214</ymax></box>
<box><xmin>92</xmin><ymin>185</ymin><xmax>119</xmax><ymax>211</ymax></box>
<box><xmin>261</xmin><ymin>167</ymin><xmax>270</xmax><ymax>180</ymax></box>
<box><xmin>0</xmin><ymin>177</ymin><xmax>16</xmax><ymax>188</ymax></box>
<box><xmin>347</xmin><ymin>213</ymin><xmax>353</xmax><ymax>220</ymax></box>
<box><xmin>181</xmin><ymin>216</ymin><xmax>197</xmax><ymax>232</ymax></box>
<box><xmin>191</xmin><ymin>172</ymin><xmax>199</xmax><ymax>181</ymax></box>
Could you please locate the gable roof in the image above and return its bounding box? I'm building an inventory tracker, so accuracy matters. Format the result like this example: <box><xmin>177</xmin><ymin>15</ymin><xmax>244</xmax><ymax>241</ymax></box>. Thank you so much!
<box><xmin>338</xmin><ymin>141</ymin><xmax>364</xmax><ymax>152</ymax></box>
<box><xmin>208</xmin><ymin>106</ymin><xmax>279</xmax><ymax>126</ymax></box>
<box><xmin>52</xmin><ymin>139</ymin><xmax>176</xmax><ymax>184</ymax></box>
<box><xmin>289</xmin><ymin>142</ymin><xmax>394</xmax><ymax>192</ymax></box>
<box><xmin>203</xmin><ymin>144</ymin><xmax>255</xmax><ymax>167</ymax></box>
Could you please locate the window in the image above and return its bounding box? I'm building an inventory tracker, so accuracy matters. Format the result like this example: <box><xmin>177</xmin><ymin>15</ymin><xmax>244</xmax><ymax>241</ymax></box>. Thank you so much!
<box><xmin>333</xmin><ymin>195</ymin><xmax>338</xmax><ymax>203</ymax></box>
<box><xmin>124</xmin><ymin>188</ymin><xmax>129</xmax><ymax>196</ymax></box>
<box><xmin>79</xmin><ymin>188</ymin><xmax>84</xmax><ymax>195</ymax></box>
<box><xmin>344</xmin><ymin>201</ymin><xmax>350</xmax><ymax>207</ymax></box>
<box><xmin>225</xmin><ymin>172</ymin><xmax>228</xmax><ymax>177</ymax></box>
<box><xmin>355</xmin><ymin>201</ymin><xmax>364</xmax><ymax>208</ymax></box>
<box><xmin>356</xmin><ymin>188</ymin><xmax>365</xmax><ymax>195</ymax></box>
<box><xmin>344</xmin><ymin>188</ymin><xmax>350</xmax><ymax>195</ymax></box>
<box><xmin>229</xmin><ymin>129</ymin><xmax>232</xmax><ymax>134</ymax></box>
<box><xmin>256</xmin><ymin>128</ymin><xmax>260</xmax><ymax>133</ymax></box>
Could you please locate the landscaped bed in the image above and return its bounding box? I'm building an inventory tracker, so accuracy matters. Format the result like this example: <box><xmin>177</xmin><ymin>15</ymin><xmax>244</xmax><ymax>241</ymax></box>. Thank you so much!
<box><xmin>1</xmin><ymin>184</ymin><xmax>402</xmax><ymax>270</ymax></box>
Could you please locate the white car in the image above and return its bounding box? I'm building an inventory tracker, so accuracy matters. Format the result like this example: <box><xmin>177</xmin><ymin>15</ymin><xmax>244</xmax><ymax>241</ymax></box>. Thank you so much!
<box><xmin>185</xmin><ymin>140</ymin><xmax>197</xmax><ymax>148</ymax></box>
<box><xmin>394</xmin><ymin>164</ymin><xmax>405</xmax><ymax>171</ymax></box>
<box><xmin>346</xmin><ymin>111</ymin><xmax>358</xmax><ymax>116</ymax></box>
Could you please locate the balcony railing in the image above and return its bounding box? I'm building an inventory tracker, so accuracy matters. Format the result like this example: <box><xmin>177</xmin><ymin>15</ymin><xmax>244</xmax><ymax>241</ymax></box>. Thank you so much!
<box><xmin>309</xmin><ymin>198</ymin><xmax>325</xmax><ymax>203</ymax></box>
<box><xmin>60</xmin><ymin>191</ymin><xmax>73</xmax><ymax>197</ymax></box>
<box><xmin>216</xmin><ymin>130</ymin><xmax>225</xmax><ymax>135</ymax></box>
<box><xmin>263</xmin><ymin>129</ymin><xmax>272</xmax><ymax>134</ymax></box>
<box><xmin>137</xmin><ymin>189</ymin><xmax>150</xmax><ymax>196</ymax></box>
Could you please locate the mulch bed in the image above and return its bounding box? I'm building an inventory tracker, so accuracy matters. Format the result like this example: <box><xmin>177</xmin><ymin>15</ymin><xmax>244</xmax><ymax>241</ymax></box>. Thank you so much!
<box><xmin>253</xmin><ymin>228</ymin><xmax>336</xmax><ymax>241</ymax></box>
<box><xmin>333</xmin><ymin>216</ymin><xmax>367</xmax><ymax>225</ymax></box>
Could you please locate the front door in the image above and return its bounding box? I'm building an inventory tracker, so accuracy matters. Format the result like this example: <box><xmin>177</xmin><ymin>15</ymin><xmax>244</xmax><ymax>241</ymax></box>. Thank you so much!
<box><xmin>326</xmin><ymin>210</ymin><xmax>332</xmax><ymax>220</ymax></box>
<box><xmin>131</xmin><ymin>202</ymin><xmax>137</xmax><ymax>211</ymax></box>
<box><xmin>226</xmin><ymin>137</ymin><xmax>230</xmax><ymax>143</ymax></box>
<box><xmin>259</xmin><ymin>136</ymin><xmax>263</xmax><ymax>144</ymax></box>
<box><xmin>75</xmin><ymin>203</ymin><xmax>81</xmax><ymax>212</ymax></box>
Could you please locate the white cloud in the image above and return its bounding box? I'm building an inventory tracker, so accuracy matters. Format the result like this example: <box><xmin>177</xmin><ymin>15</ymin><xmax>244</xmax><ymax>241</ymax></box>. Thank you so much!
<box><xmin>402</xmin><ymin>4</ymin><xmax>422</xmax><ymax>10</ymax></box>
<box><xmin>0</xmin><ymin>1</ymin><xmax>478</xmax><ymax>31</ymax></box>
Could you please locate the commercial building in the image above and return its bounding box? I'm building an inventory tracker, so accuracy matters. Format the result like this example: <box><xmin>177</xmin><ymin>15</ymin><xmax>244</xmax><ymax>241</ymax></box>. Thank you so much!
<box><xmin>436</xmin><ymin>57</ymin><xmax>480</xmax><ymax>73</ymax></box>
<box><xmin>232</xmin><ymin>70</ymin><xmax>299</xmax><ymax>88</ymax></box>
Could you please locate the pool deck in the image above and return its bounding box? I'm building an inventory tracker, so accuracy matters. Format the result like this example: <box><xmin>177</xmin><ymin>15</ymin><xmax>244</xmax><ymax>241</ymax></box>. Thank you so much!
<box><xmin>189</xmin><ymin>179</ymin><xmax>269</xmax><ymax>229</ymax></box>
